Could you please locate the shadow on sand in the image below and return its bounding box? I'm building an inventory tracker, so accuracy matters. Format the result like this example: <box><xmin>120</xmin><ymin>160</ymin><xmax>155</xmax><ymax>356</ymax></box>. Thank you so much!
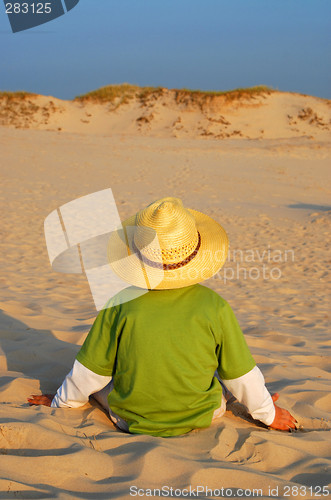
<box><xmin>288</xmin><ymin>203</ymin><xmax>331</xmax><ymax>212</ymax></box>
<box><xmin>0</xmin><ymin>309</ymin><xmax>79</xmax><ymax>395</ymax></box>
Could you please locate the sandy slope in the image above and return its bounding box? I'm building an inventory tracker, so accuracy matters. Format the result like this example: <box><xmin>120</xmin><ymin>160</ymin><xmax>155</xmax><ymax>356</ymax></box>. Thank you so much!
<box><xmin>0</xmin><ymin>93</ymin><xmax>330</xmax><ymax>498</ymax></box>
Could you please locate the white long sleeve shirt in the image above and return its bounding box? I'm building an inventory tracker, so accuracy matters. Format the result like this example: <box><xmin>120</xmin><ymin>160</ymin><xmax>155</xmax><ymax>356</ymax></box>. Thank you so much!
<box><xmin>220</xmin><ymin>365</ymin><xmax>275</xmax><ymax>425</ymax></box>
<box><xmin>51</xmin><ymin>360</ymin><xmax>111</xmax><ymax>408</ymax></box>
<box><xmin>51</xmin><ymin>361</ymin><xmax>275</xmax><ymax>426</ymax></box>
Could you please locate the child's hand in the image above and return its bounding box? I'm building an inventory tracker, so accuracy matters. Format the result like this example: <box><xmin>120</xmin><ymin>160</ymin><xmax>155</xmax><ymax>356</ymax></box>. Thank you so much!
<box><xmin>269</xmin><ymin>393</ymin><xmax>297</xmax><ymax>431</ymax></box>
<box><xmin>27</xmin><ymin>394</ymin><xmax>55</xmax><ymax>407</ymax></box>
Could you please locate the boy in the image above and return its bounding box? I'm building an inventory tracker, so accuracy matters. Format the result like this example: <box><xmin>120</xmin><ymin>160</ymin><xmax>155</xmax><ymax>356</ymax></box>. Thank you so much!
<box><xmin>29</xmin><ymin>197</ymin><xmax>296</xmax><ymax>436</ymax></box>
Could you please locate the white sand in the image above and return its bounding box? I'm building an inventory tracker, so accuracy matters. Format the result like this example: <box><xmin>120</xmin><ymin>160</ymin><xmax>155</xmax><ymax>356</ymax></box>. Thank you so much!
<box><xmin>0</xmin><ymin>90</ymin><xmax>330</xmax><ymax>498</ymax></box>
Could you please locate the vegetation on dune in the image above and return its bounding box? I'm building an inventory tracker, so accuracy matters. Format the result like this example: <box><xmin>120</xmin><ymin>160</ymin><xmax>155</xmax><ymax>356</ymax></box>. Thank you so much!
<box><xmin>0</xmin><ymin>91</ymin><xmax>36</xmax><ymax>100</ymax></box>
<box><xmin>0</xmin><ymin>85</ymin><xmax>274</xmax><ymax>104</ymax></box>
<box><xmin>75</xmin><ymin>84</ymin><xmax>153</xmax><ymax>103</ymax></box>
<box><xmin>173</xmin><ymin>86</ymin><xmax>274</xmax><ymax>109</ymax></box>
<box><xmin>74</xmin><ymin>84</ymin><xmax>274</xmax><ymax>105</ymax></box>
<box><xmin>0</xmin><ymin>91</ymin><xmax>57</xmax><ymax>129</ymax></box>
<box><xmin>74</xmin><ymin>83</ymin><xmax>138</xmax><ymax>102</ymax></box>
<box><xmin>175</xmin><ymin>85</ymin><xmax>273</xmax><ymax>99</ymax></box>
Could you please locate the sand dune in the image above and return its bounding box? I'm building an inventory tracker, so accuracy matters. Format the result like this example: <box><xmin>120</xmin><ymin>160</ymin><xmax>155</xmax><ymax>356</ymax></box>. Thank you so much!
<box><xmin>0</xmin><ymin>86</ymin><xmax>330</xmax><ymax>141</ymax></box>
<box><xmin>0</xmin><ymin>86</ymin><xmax>330</xmax><ymax>498</ymax></box>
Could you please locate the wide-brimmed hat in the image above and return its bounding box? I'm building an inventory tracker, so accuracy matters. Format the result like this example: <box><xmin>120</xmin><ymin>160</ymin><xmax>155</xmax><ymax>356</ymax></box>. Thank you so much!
<box><xmin>107</xmin><ymin>197</ymin><xmax>228</xmax><ymax>289</ymax></box>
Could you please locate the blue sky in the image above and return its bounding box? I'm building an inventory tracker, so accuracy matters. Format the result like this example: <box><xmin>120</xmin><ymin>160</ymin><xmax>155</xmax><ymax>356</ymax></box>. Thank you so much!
<box><xmin>1</xmin><ymin>0</ymin><xmax>330</xmax><ymax>99</ymax></box>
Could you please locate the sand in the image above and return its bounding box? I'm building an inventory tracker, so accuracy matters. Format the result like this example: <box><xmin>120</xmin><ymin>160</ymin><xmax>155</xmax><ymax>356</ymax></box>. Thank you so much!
<box><xmin>0</xmin><ymin>89</ymin><xmax>330</xmax><ymax>499</ymax></box>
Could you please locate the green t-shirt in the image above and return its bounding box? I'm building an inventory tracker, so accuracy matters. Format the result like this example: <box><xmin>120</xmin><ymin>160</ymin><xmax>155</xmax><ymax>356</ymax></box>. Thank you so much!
<box><xmin>76</xmin><ymin>284</ymin><xmax>255</xmax><ymax>437</ymax></box>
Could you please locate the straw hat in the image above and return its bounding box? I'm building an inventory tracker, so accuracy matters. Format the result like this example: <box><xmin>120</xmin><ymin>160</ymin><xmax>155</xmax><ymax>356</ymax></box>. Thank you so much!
<box><xmin>107</xmin><ymin>197</ymin><xmax>228</xmax><ymax>289</ymax></box>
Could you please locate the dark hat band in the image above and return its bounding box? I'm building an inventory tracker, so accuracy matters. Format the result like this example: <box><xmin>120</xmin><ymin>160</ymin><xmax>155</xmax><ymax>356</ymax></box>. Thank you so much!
<box><xmin>132</xmin><ymin>232</ymin><xmax>201</xmax><ymax>271</ymax></box>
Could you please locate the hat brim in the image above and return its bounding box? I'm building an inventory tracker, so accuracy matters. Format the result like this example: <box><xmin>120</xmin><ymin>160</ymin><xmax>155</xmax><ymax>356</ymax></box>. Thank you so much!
<box><xmin>107</xmin><ymin>208</ymin><xmax>228</xmax><ymax>289</ymax></box>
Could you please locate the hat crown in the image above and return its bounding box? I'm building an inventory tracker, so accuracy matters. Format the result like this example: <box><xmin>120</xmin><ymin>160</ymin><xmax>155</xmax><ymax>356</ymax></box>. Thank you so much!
<box><xmin>134</xmin><ymin>197</ymin><xmax>199</xmax><ymax>263</ymax></box>
<box><xmin>108</xmin><ymin>195</ymin><xmax>229</xmax><ymax>290</ymax></box>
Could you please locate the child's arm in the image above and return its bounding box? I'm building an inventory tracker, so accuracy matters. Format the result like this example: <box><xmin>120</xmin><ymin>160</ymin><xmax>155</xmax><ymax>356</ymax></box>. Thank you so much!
<box><xmin>218</xmin><ymin>299</ymin><xmax>297</xmax><ymax>431</ymax></box>
<box><xmin>28</xmin><ymin>360</ymin><xmax>111</xmax><ymax>408</ymax></box>
<box><xmin>220</xmin><ymin>366</ymin><xmax>297</xmax><ymax>430</ymax></box>
<box><xmin>220</xmin><ymin>365</ymin><xmax>275</xmax><ymax>424</ymax></box>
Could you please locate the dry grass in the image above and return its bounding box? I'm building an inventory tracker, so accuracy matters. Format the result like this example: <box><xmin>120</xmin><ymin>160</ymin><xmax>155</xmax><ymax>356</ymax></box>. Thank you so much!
<box><xmin>74</xmin><ymin>84</ymin><xmax>141</xmax><ymax>103</ymax></box>
<box><xmin>174</xmin><ymin>86</ymin><xmax>274</xmax><ymax>106</ymax></box>
<box><xmin>74</xmin><ymin>84</ymin><xmax>274</xmax><ymax>105</ymax></box>
<box><xmin>177</xmin><ymin>85</ymin><xmax>273</xmax><ymax>97</ymax></box>
<box><xmin>0</xmin><ymin>91</ymin><xmax>36</xmax><ymax>100</ymax></box>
